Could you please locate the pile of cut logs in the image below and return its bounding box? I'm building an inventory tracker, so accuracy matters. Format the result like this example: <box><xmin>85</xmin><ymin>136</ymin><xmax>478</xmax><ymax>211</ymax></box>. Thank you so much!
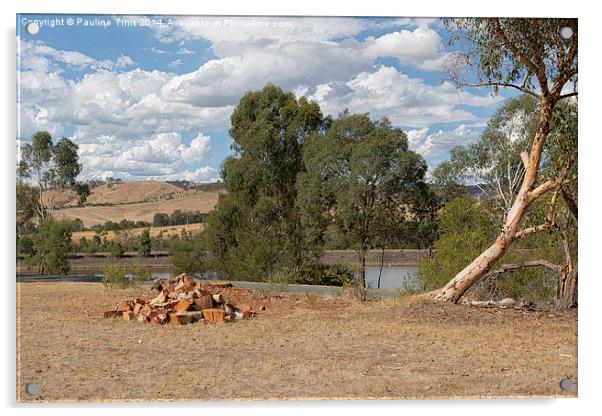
<box><xmin>103</xmin><ymin>273</ymin><xmax>256</xmax><ymax>325</ymax></box>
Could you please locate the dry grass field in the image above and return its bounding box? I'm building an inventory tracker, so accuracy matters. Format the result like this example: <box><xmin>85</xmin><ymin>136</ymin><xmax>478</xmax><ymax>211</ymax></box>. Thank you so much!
<box><xmin>70</xmin><ymin>222</ymin><xmax>205</xmax><ymax>242</ymax></box>
<box><xmin>56</xmin><ymin>191</ymin><xmax>220</xmax><ymax>227</ymax></box>
<box><xmin>16</xmin><ymin>282</ymin><xmax>577</xmax><ymax>402</ymax></box>
<box><xmin>45</xmin><ymin>181</ymin><xmax>186</xmax><ymax>208</ymax></box>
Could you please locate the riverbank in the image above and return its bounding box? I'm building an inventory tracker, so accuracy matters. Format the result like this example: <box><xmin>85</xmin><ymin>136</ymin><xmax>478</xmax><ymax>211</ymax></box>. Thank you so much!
<box><xmin>16</xmin><ymin>249</ymin><xmax>429</xmax><ymax>276</ymax></box>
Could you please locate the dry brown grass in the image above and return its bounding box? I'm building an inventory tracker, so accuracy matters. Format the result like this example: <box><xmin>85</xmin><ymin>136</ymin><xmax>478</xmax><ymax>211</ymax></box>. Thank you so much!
<box><xmin>45</xmin><ymin>181</ymin><xmax>185</xmax><ymax>208</ymax></box>
<box><xmin>71</xmin><ymin>223</ymin><xmax>205</xmax><ymax>242</ymax></box>
<box><xmin>56</xmin><ymin>190</ymin><xmax>220</xmax><ymax>227</ymax></box>
<box><xmin>16</xmin><ymin>282</ymin><xmax>577</xmax><ymax>402</ymax></box>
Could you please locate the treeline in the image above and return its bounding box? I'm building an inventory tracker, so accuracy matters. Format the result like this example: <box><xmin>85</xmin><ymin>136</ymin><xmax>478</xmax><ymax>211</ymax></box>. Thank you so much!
<box><xmin>152</xmin><ymin>210</ymin><xmax>210</xmax><ymax>227</ymax></box>
<box><xmin>65</xmin><ymin>209</ymin><xmax>211</xmax><ymax>233</ymax></box>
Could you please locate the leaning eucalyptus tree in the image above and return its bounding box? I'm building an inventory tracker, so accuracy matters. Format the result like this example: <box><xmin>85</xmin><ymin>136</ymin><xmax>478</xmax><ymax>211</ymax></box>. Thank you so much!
<box><xmin>435</xmin><ymin>18</ymin><xmax>577</xmax><ymax>303</ymax></box>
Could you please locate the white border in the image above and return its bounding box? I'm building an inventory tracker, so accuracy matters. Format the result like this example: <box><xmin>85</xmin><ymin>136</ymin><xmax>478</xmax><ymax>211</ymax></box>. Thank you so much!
<box><xmin>2</xmin><ymin>1</ymin><xmax>599</xmax><ymax>415</ymax></box>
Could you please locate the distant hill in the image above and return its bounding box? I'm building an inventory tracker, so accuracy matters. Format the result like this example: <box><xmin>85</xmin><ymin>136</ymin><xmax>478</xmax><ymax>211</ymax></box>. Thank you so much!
<box><xmin>464</xmin><ymin>184</ymin><xmax>490</xmax><ymax>200</ymax></box>
<box><xmin>84</xmin><ymin>180</ymin><xmax>185</xmax><ymax>205</ymax></box>
<box><xmin>49</xmin><ymin>180</ymin><xmax>224</xmax><ymax>227</ymax></box>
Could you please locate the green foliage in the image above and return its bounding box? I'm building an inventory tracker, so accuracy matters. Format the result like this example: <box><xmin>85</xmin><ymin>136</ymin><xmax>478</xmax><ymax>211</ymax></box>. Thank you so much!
<box><xmin>73</xmin><ymin>182</ymin><xmax>90</xmax><ymax>205</ymax></box>
<box><xmin>16</xmin><ymin>182</ymin><xmax>39</xmax><ymax>233</ymax></box>
<box><xmin>298</xmin><ymin>110</ymin><xmax>432</xmax><ymax>286</ymax></box>
<box><xmin>90</xmin><ymin>219</ymin><xmax>152</xmax><ymax>232</ymax></box>
<box><xmin>18</xmin><ymin>132</ymin><xmax>86</xmax><ymax>232</ymax></box>
<box><xmin>128</xmin><ymin>260</ymin><xmax>152</xmax><ymax>282</ymax></box>
<box><xmin>168</xmin><ymin>235</ymin><xmax>205</xmax><ymax>275</ymax></box>
<box><xmin>107</xmin><ymin>241</ymin><xmax>125</xmax><ymax>258</ymax></box>
<box><xmin>53</xmin><ymin>138</ymin><xmax>82</xmax><ymax>187</ymax></box>
<box><xmin>153</xmin><ymin>212</ymin><xmax>170</xmax><ymax>227</ymax></box>
<box><xmin>138</xmin><ymin>229</ymin><xmax>152</xmax><ymax>257</ymax></box>
<box><xmin>266</xmin><ymin>269</ymin><xmax>290</xmax><ymax>292</ymax></box>
<box><xmin>27</xmin><ymin>219</ymin><xmax>73</xmax><ymax>275</ymax></box>
<box><xmin>101</xmin><ymin>262</ymin><xmax>150</xmax><ymax>289</ymax></box>
<box><xmin>418</xmin><ymin>197</ymin><xmax>497</xmax><ymax>290</ymax></box>
<box><xmin>289</xmin><ymin>262</ymin><xmax>355</xmax><ymax>286</ymax></box>
<box><xmin>17</xmin><ymin>235</ymin><xmax>35</xmax><ymax>258</ymax></box>
<box><xmin>204</xmin><ymin>84</ymin><xmax>328</xmax><ymax>280</ymax></box>
<box><xmin>444</xmin><ymin>18</ymin><xmax>577</xmax><ymax>95</ymax></box>
<box><xmin>69</xmin><ymin>218</ymin><xmax>85</xmax><ymax>232</ymax></box>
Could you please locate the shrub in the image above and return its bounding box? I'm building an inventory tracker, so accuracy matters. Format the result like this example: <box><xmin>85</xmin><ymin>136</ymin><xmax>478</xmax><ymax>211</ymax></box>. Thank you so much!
<box><xmin>27</xmin><ymin>219</ymin><xmax>73</xmax><ymax>275</ymax></box>
<box><xmin>168</xmin><ymin>236</ymin><xmax>205</xmax><ymax>275</ymax></box>
<box><xmin>138</xmin><ymin>229</ymin><xmax>152</xmax><ymax>257</ymax></box>
<box><xmin>417</xmin><ymin>197</ymin><xmax>497</xmax><ymax>290</ymax></box>
<box><xmin>101</xmin><ymin>262</ymin><xmax>150</xmax><ymax>289</ymax></box>
<box><xmin>107</xmin><ymin>241</ymin><xmax>125</xmax><ymax>258</ymax></box>
<box><xmin>289</xmin><ymin>262</ymin><xmax>354</xmax><ymax>286</ymax></box>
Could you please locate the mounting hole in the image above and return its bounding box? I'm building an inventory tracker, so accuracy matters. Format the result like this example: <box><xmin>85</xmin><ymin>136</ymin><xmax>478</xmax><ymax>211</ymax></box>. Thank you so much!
<box><xmin>559</xmin><ymin>378</ymin><xmax>573</xmax><ymax>390</ymax></box>
<box><xmin>25</xmin><ymin>22</ymin><xmax>40</xmax><ymax>35</ymax></box>
<box><xmin>560</xmin><ymin>27</ymin><xmax>573</xmax><ymax>40</ymax></box>
<box><xmin>25</xmin><ymin>383</ymin><xmax>38</xmax><ymax>396</ymax></box>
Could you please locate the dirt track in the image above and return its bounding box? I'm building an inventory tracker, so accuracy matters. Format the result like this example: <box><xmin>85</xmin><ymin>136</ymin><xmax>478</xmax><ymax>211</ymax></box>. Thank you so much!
<box><xmin>16</xmin><ymin>282</ymin><xmax>577</xmax><ymax>402</ymax></box>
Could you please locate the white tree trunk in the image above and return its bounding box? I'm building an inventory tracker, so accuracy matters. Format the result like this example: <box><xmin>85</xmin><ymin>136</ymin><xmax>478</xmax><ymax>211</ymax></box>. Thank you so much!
<box><xmin>436</xmin><ymin>99</ymin><xmax>554</xmax><ymax>303</ymax></box>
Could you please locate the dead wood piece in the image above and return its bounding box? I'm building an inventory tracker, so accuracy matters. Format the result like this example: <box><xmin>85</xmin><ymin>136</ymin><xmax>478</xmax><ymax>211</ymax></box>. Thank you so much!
<box><xmin>193</xmin><ymin>294</ymin><xmax>213</xmax><ymax>311</ymax></box>
<box><xmin>170</xmin><ymin>311</ymin><xmax>203</xmax><ymax>324</ymax></box>
<box><xmin>116</xmin><ymin>302</ymin><xmax>132</xmax><ymax>312</ymax></box>
<box><xmin>148</xmin><ymin>309</ymin><xmax>168</xmax><ymax>325</ymax></box>
<box><xmin>173</xmin><ymin>299</ymin><xmax>193</xmax><ymax>313</ymax></box>
<box><xmin>103</xmin><ymin>310</ymin><xmax>118</xmax><ymax>319</ymax></box>
<box><xmin>133</xmin><ymin>303</ymin><xmax>143</xmax><ymax>317</ymax></box>
<box><xmin>149</xmin><ymin>291</ymin><xmax>167</xmax><ymax>305</ymax></box>
<box><xmin>202</xmin><ymin>308</ymin><xmax>225</xmax><ymax>324</ymax></box>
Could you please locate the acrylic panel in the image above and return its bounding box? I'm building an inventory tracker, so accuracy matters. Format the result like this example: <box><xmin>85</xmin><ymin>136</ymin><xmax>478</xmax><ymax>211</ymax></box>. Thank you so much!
<box><xmin>16</xmin><ymin>14</ymin><xmax>578</xmax><ymax>402</ymax></box>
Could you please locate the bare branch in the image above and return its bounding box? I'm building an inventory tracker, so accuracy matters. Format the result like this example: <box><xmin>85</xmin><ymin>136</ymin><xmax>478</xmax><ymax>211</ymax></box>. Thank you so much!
<box><xmin>558</xmin><ymin>91</ymin><xmax>578</xmax><ymax>101</ymax></box>
<box><xmin>513</xmin><ymin>222</ymin><xmax>554</xmax><ymax>240</ymax></box>
<box><xmin>527</xmin><ymin>178</ymin><xmax>573</xmax><ymax>202</ymax></box>
<box><xmin>485</xmin><ymin>259</ymin><xmax>563</xmax><ymax>278</ymax></box>
<box><xmin>452</xmin><ymin>81</ymin><xmax>540</xmax><ymax>98</ymax></box>
<box><xmin>514</xmin><ymin>182</ymin><xmax>563</xmax><ymax>241</ymax></box>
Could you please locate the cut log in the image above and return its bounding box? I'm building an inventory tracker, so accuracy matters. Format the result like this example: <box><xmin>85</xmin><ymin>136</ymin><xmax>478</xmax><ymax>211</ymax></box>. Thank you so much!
<box><xmin>103</xmin><ymin>310</ymin><xmax>118</xmax><ymax>319</ymax></box>
<box><xmin>116</xmin><ymin>302</ymin><xmax>132</xmax><ymax>312</ymax></box>
<box><xmin>149</xmin><ymin>291</ymin><xmax>167</xmax><ymax>305</ymax></box>
<box><xmin>234</xmin><ymin>305</ymin><xmax>256</xmax><ymax>319</ymax></box>
<box><xmin>193</xmin><ymin>294</ymin><xmax>213</xmax><ymax>311</ymax></box>
<box><xmin>170</xmin><ymin>311</ymin><xmax>203</xmax><ymax>325</ymax></box>
<box><xmin>133</xmin><ymin>303</ymin><xmax>144</xmax><ymax>317</ymax></box>
<box><xmin>212</xmin><ymin>294</ymin><xmax>225</xmax><ymax>304</ymax></box>
<box><xmin>148</xmin><ymin>309</ymin><xmax>168</xmax><ymax>325</ymax></box>
<box><xmin>202</xmin><ymin>308</ymin><xmax>225</xmax><ymax>324</ymax></box>
<box><xmin>173</xmin><ymin>299</ymin><xmax>193</xmax><ymax>313</ymax></box>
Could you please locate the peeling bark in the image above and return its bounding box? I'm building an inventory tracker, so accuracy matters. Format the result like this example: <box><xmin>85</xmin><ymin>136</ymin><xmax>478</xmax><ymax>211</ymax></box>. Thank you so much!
<box><xmin>436</xmin><ymin>99</ymin><xmax>554</xmax><ymax>303</ymax></box>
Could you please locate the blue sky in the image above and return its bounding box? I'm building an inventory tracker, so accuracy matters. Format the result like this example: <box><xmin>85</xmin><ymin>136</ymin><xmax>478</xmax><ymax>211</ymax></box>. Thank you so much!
<box><xmin>17</xmin><ymin>14</ymin><xmax>515</xmax><ymax>182</ymax></box>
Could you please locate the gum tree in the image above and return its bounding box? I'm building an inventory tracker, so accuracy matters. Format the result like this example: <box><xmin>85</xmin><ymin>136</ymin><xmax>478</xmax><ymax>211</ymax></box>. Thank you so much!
<box><xmin>298</xmin><ymin>111</ymin><xmax>429</xmax><ymax>296</ymax></box>
<box><xmin>435</xmin><ymin>18</ymin><xmax>577</xmax><ymax>303</ymax></box>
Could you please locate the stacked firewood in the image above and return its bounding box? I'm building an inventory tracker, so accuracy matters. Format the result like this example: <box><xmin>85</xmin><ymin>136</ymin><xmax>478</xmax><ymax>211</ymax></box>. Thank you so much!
<box><xmin>103</xmin><ymin>274</ymin><xmax>257</xmax><ymax>325</ymax></box>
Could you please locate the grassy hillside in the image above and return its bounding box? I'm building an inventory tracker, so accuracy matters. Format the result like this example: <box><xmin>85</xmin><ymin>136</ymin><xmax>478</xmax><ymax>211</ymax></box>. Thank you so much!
<box><xmin>49</xmin><ymin>180</ymin><xmax>223</xmax><ymax>227</ymax></box>
<box><xmin>56</xmin><ymin>190</ymin><xmax>220</xmax><ymax>227</ymax></box>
